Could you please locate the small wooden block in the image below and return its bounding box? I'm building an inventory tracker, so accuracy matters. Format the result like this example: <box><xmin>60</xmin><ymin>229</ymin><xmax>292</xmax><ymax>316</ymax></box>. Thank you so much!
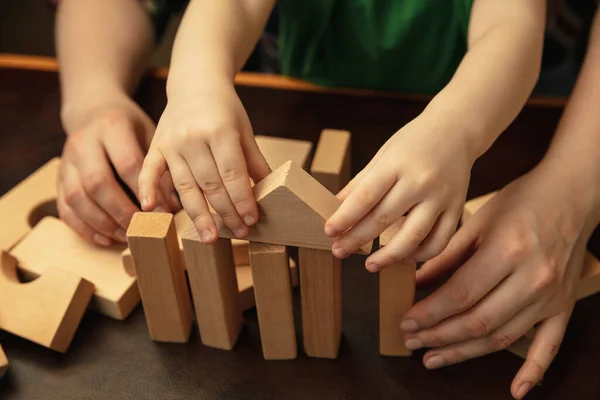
<box><xmin>182</xmin><ymin>228</ymin><xmax>243</xmax><ymax>350</ymax></box>
<box><xmin>255</xmin><ymin>135</ymin><xmax>313</xmax><ymax>170</ymax></box>
<box><xmin>0</xmin><ymin>158</ymin><xmax>60</xmax><ymax>251</ymax></box>
<box><xmin>0</xmin><ymin>251</ymin><xmax>94</xmax><ymax>352</ymax></box>
<box><xmin>215</xmin><ymin>161</ymin><xmax>372</xmax><ymax>254</ymax></box>
<box><xmin>310</xmin><ymin>129</ymin><xmax>351</xmax><ymax>194</ymax></box>
<box><xmin>379</xmin><ymin>220</ymin><xmax>416</xmax><ymax>356</ymax></box>
<box><xmin>11</xmin><ymin>216</ymin><xmax>138</xmax><ymax>320</ymax></box>
<box><xmin>299</xmin><ymin>247</ymin><xmax>342</xmax><ymax>359</ymax></box>
<box><xmin>127</xmin><ymin>213</ymin><xmax>193</xmax><ymax>343</ymax></box>
<box><xmin>249</xmin><ymin>242</ymin><xmax>297</xmax><ymax>360</ymax></box>
<box><xmin>0</xmin><ymin>344</ymin><xmax>7</xmax><ymax>378</ymax></box>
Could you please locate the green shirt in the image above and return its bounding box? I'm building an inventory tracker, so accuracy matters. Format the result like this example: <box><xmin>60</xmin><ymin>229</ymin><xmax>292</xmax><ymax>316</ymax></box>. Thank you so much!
<box><xmin>279</xmin><ymin>0</ymin><xmax>474</xmax><ymax>94</ymax></box>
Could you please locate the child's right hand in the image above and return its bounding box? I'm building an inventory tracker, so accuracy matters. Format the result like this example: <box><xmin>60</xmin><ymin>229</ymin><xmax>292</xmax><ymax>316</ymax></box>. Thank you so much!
<box><xmin>139</xmin><ymin>84</ymin><xmax>271</xmax><ymax>243</ymax></box>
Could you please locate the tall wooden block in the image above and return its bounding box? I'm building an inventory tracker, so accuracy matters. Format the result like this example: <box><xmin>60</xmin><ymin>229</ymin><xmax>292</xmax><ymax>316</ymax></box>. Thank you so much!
<box><xmin>127</xmin><ymin>213</ymin><xmax>193</xmax><ymax>343</ymax></box>
<box><xmin>379</xmin><ymin>220</ymin><xmax>416</xmax><ymax>356</ymax></box>
<box><xmin>299</xmin><ymin>247</ymin><xmax>341</xmax><ymax>359</ymax></box>
<box><xmin>0</xmin><ymin>344</ymin><xmax>7</xmax><ymax>378</ymax></box>
<box><xmin>255</xmin><ymin>135</ymin><xmax>313</xmax><ymax>170</ymax></box>
<box><xmin>0</xmin><ymin>251</ymin><xmax>94</xmax><ymax>352</ymax></box>
<box><xmin>310</xmin><ymin>129</ymin><xmax>351</xmax><ymax>194</ymax></box>
<box><xmin>182</xmin><ymin>227</ymin><xmax>243</xmax><ymax>350</ymax></box>
<box><xmin>249</xmin><ymin>242</ymin><xmax>297</xmax><ymax>360</ymax></box>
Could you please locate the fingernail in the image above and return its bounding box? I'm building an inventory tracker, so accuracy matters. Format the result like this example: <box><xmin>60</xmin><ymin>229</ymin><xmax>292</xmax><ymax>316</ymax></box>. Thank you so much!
<box><xmin>332</xmin><ymin>246</ymin><xmax>348</xmax><ymax>259</ymax></box>
<box><xmin>140</xmin><ymin>197</ymin><xmax>149</xmax><ymax>211</ymax></box>
<box><xmin>324</xmin><ymin>223</ymin><xmax>337</xmax><ymax>237</ymax></box>
<box><xmin>516</xmin><ymin>383</ymin><xmax>531</xmax><ymax>399</ymax></box>
<box><xmin>93</xmin><ymin>233</ymin><xmax>111</xmax><ymax>247</ymax></box>
<box><xmin>200</xmin><ymin>229</ymin><xmax>213</xmax><ymax>243</ymax></box>
<box><xmin>366</xmin><ymin>262</ymin><xmax>379</xmax><ymax>273</ymax></box>
<box><xmin>233</xmin><ymin>228</ymin><xmax>247</xmax><ymax>238</ymax></box>
<box><xmin>153</xmin><ymin>206</ymin><xmax>166</xmax><ymax>213</ymax></box>
<box><xmin>424</xmin><ymin>355</ymin><xmax>445</xmax><ymax>369</ymax></box>
<box><xmin>243</xmin><ymin>215</ymin><xmax>256</xmax><ymax>226</ymax></box>
<box><xmin>401</xmin><ymin>319</ymin><xmax>419</xmax><ymax>332</ymax></box>
<box><xmin>114</xmin><ymin>228</ymin><xmax>127</xmax><ymax>242</ymax></box>
<box><xmin>405</xmin><ymin>338</ymin><xmax>423</xmax><ymax>350</ymax></box>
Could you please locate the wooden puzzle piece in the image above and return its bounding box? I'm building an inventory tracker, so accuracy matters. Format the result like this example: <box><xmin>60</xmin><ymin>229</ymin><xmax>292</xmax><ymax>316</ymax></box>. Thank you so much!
<box><xmin>214</xmin><ymin>161</ymin><xmax>372</xmax><ymax>253</ymax></box>
<box><xmin>255</xmin><ymin>135</ymin><xmax>313</xmax><ymax>170</ymax></box>
<box><xmin>127</xmin><ymin>213</ymin><xmax>193</xmax><ymax>343</ymax></box>
<box><xmin>310</xmin><ymin>129</ymin><xmax>351</xmax><ymax>194</ymax></box>
<box><xmin>249</xmin><ymin>242</ymin><xmax>297</xmax><ymax>360</ymax></box>
<box><xmin>0</xmin><ymin>251</ymin><xmax>94</xmax><ymax>352</ymax></box>
<box><xmin>0</xmin><ymin>158</ymin><xmax>59</xmax><ymax>251</ymax></box>
<box><xmin>299</xmin><ymin>247</ymin><xmax>342</xmax><ymax>359</ymax></box>
<box><xmin>379</xmin><ymin>220</ymin><xmax>416</xmax><ymax>356</ymax></box>
<box><xmin>11</xmin><ymin>217</ymin><xmax>138</xmax><ymax>320</ymax></box>
<box><xmin>182</xmin><ymin>228</ymin><xmax>243</xmax><ymax>350</ymax></box>
<box><xmin>0</xmin><ymin>344</ymin><xmax>7</xmax><ymax>378</ymax></box>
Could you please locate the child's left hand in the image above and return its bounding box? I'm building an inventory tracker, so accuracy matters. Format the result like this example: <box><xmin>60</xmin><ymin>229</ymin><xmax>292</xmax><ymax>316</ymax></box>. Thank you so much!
<box><xmin>325</xmin><ymin>114</ymin><xmax>473</xmax><ymax>270</ymax></box>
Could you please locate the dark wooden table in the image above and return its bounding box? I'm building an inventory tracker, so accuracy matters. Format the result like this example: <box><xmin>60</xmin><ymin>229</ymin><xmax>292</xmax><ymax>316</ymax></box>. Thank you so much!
<box><xmin>1</xmin><ymin>56</ymin><xmax>599</xmax><ymax>400</ymax></box>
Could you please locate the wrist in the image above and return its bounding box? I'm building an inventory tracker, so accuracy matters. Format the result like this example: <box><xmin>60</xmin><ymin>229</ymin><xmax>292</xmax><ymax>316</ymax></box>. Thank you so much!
<box><xmin>166</xmin><ymin>71</ymin><xmax>234</xmax><ymax>103</ymax></box>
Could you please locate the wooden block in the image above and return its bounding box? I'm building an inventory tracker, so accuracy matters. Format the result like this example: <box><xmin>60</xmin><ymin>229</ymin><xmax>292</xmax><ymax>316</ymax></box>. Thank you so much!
<box><xmin>0</xmin><ymin>251</ymin><xmax>94</xmax><ymax>352</ymax></box>
<box><xmin>379</xmin><ymin>220</ymin><xmax>416</xmax><ymax>356</ymax></box>
<box><xmin>0</xmin><ymin>158</ymin><xmax>60</xmax><ymax>251</ymax></box>
<box><xmin>0</xmin><ymin>344</ymin><xmax>7</xmax><ymax>378</ymax></box>
<box><xmin>249</xmin><ymin>242</ymin><xmax>297</xmax><ymax>360</ymax></box>
<box><xmin>299</xmin><ymin>247</ymin><xmax>342</xmax><ymax>359</ymax></box>
<box><xmin>11</xmin><ymin>217</ymin><xmax>138</xmax><ymax>320</ymax></box>
<box><xmin>182</xmin><ymin>228</ymin><xmax>243</xmax><ymax>350</ymax></box>
<box><xmin>310</xmin><ymin>129</ymin><xmax>351</xmax><ymax>194</ymax></box>
<box><xmin>255</xmin><ymin>135</ymin><xmax>313</xmax><ymax>170</ymax></box>
<box><xmin>127</xmin><ymin>213</ymin><xmax>193</xmax><ymax>343</ymax></box>
<box><xmin>215</xmin><ymin>161</ymin><xmax>372</xmax><ymax>254</ymax></box>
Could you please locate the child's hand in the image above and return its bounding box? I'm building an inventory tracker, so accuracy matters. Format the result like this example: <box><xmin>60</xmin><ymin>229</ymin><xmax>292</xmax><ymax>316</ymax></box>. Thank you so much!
<box><xmin>325</xmin><ymin>115</ymin><xmax>472</xmax><ymax>269</ymax></box>
<box><xmin>400</xmin><ymin>164</ymin><xmax>597</xmax><ymax>398</ymax></box>
<box><xmin>58</xmin><ymin>96</ymin><xmax>179</xmax><ymax>246</ymax></box>
<box><xmin>138</xmin><ymin>84</ymin><xmax>270</xmax><ymax>243</ymax></box>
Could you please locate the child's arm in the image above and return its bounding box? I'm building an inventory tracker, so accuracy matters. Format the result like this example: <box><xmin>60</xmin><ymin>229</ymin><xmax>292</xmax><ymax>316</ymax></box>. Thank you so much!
<box><xmin>56</xmin><ymin>0</ymin><xmax>178</xmax><ymax>246</ymax></box>
<box><xmin>139</xmin><ymin>0</ymin><xmax>276</xmax><ymax>243</ymax></box>
<box><xmin>326</xmin><ymin>0</ymin><xmax>546</xmax><ymax>268</ymax></box>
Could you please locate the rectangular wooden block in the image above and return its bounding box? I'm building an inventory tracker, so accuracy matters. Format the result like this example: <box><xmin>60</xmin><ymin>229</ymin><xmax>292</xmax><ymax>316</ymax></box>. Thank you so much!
<box><xmin>0</xmin><ymin>157</ymin><xmax>60</xmax><ymax>251</ymax></box>
<box><xmin>250</xmin><ymin>242</ymin><xmax>297</xmax><ymax>360</ymax></box>
<box><xmin>127</xmin><ymin>213</ymin><xmax>193</xmax><ymax>343</ymax></box>
<box><xmin>299</xmin><ymin>247</ymin><xmax>342</xmax><ymax>359</ymax></box>
<box><xmin>255</xmin><ymin>135</ymin><xmax>313</xmax><ymax>170</ymax></box>
<box><xmin>310</xmin><ymin>129</ymin><xmax>351</xmax><ymax>194</ymax></box>
<box><xmin>11</xmin><ymin>216</ymin><xmax>138</xmax><ymax>320</ymax></box>
<box><xmin>0</xmin><ymin>344</ymin><xmax>7</xmax><ymax>378</ymax></box>
<box><xmin>0</xmin><ymin>251</ymin><xmax>94</xmax><ymax>353</ymax></box>
<box><xmin>182</xmin><ymin>227</ymin><xmax>243</xmax><ymax>350</ymax></box>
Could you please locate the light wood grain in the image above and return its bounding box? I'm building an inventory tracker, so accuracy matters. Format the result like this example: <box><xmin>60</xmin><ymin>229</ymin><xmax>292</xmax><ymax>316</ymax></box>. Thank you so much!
<box><xmin>0</xmin><ymin>158</ymin><xmax>60</xmax><ymax>251</ymax></box>
<box><xmin>0</xmin><ymin>251</ymin><xmax>94</xmax><ymax>352</ymax></box>
<box><xmin>11</xmin><ymin>217</ymin><xmax>138</xmax><ymax>320</ymax></box>
<box><xmin>310</xmin><ymin>129</ymin><xmax>351</xmax><ymax>194</ymax></box>
<box><xmin>237</xmin><ymin>258</ymin><xmax>299</xmax><ymax>311</ymax></box>
<box><xmin>250</xmin><ymin>242</ymin><xmax>297</xmax><ymax>360</ymax></box>
<box><xmin>0</xmin><ymin>344</ymin><xmax>7</xmax><ymax>378</ymax></box>
<box><xmin>255</xmin><ymin>135</ymin><xmax>313</xmax><ymax>170</ymax></box>
<box><xmin>127</xmin><ymin>213</ymin><xmax>193</xmax><ymax>343</ymax></box>
<box><xmin>299</xmin><ymin>247</ymin><xmax>342</xmax><ymax>359</ymax></box>
<box><xmin>215</xmin><ymin>161</ymin><xmax>372</xmax><ymax>253</ymax></box>
<box><xmin>182</xmin><ymin>228</ymin><xmax>243</xmax><ymax>350</ymax></box>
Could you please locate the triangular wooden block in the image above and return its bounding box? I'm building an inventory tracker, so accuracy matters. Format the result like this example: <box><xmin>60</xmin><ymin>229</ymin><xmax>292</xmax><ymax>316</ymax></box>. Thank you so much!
<box><xmin>0</xmin><ymin>344</ymin><xmax>7</xmax><ymax>378</ymax></box>
<box><xmin>0</xmin><ymin>251</ymin><xmax>94</xmax><ymax>353</ymax></box>
<box><xmin>215</xmin><ymin>161</ymin><xmax>372</xmax><ymax>253</ymax></box>
<box><xmin>11</xmin><ymin>217</ymin><xmax>139</xmax><ymax>320</ymax></box>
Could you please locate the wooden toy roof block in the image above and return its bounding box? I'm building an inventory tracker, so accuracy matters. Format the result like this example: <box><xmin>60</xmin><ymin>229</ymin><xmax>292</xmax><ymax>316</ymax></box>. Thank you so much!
<box><xmin>0</xmin><ymin>251</ymin><xmax>94</xmax><ymax>353</ymax></box>
<box><xmin>214</xmin><ymin>161</ymin><xmax>372</xmax><ymax>254</ymax></box>
<box><xmin>11</xmin><ymin>217</ymin><xmax>139</xmax><ymax>320</ymax></box>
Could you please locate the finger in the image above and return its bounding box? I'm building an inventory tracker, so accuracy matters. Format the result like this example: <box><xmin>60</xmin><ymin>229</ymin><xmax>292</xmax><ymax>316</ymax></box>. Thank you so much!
<box><xmin>74</xmin><ymin>137</ymin><xmax>139</xmax><ymax>229</ymax></box>
<box><xmin>138</xmin><ymin>147</ymin><xmax>168</xmax><ymax>211</ymax></box>
<box><xmin>60</xmin><ymin>162</ymin><xmax>125</xmax><ymax>242</ymax></box>
<box><xmin>57</xmin><ymin>186</ymin><xmax>111</xmax><ymax>246</ymax></box>
<box><xmin>332</xmin><ymin>180</ymin><xmax>423</xmax><ymax>259</ymax></box>
<box><xmin>242</xmin><ymin>134</ymin><xmax>271</xmax><ymax>183</ymax></box>
<box><xmin>416</xmin><ymin>217</ymin><xmax>480</xmax><ymax>287</ymax></box>
<box><xmin>210</xmin><ymin>132</ymin><xmax>258</xmax><ymax>226</ymax></box>
<box><xmin>325</xmin><ymin>164</ymin><xmax>397</xmax><ymax>237</ymax></box>
<box><xmin>336</xmin><ymin>145</ymin><xmax>385</xmax><ymax>201</ymax></box>
<box><xmin>401</xmin><ymin>243</ymin><xmax>510</xmax><ymax>332</ymax></box>
<box><xmin>420</xmin><ymin>304</ymin><xmax>539</xmax><ymax>370</ymax></box>
<box><xmin>511</xmin><ymin>309</ymin><xmax>572</xmax><ymax>399</ymax></box>
<box><xmin>159</xmin><ymin>170</ymin><xmax>181</xmax><ymax>211</ymax></box>
<box><xmin>365</xmin><ymin>201</ymin><xmax>441</xmax><ymax>272</ymax></box>
<box><xmin>167</xmin><ymin>154</ymin><xmax>217</xmax><ymax>243</ymax></box>
<box><xmin>405</xmin><ymin>273</ymin><xmax>535</xmax><ymax>349</ymax></box>
<box><xmin>184</xmin><ymin>144</ymin><xmax>248</xmax><ymax>238</ymax></box>
<box><xmin>412</xmin><ymin>207</ymin><xmax>461</xmax><ymax>263</ymax></box>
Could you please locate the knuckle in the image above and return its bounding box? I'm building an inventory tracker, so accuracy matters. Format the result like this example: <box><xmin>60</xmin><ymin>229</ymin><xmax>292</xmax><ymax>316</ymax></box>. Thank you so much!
<box><xmin>490</xmin><ymin>331</ymin><xmax>514</xmax><ymax>351</ymax></box>
<box><xmin>200</xmin><ymin>180</ymin><xmax>224</xmax><ymax>196</ymax></box>
<box><xmin>465</xmin><ymin>315</ymin><xmax>492</xmax><ymax>338</ymax></box>
<box><xmin>220</xmin><ymin>167</ymin><xmax>245</xmax><ymax>183</ymax></box>
<box><xmin>192</xmin><ymin>213</ymin><xmax>214</xmax><ymax>228</ymax></box>
<box><xmin>413</xmin><ymin>171</ymin><xmax>437</xmax><ymax>191</ymax></box>
<box><xmin>174</xmin><ymin>180</ymin><xmax>197</xmax><ymax>195</ymax></box>
<box><xmin>82</xmin><ymin>171</ymin><xmax>110</xmax><ymax>195</ymax></box>
<box><xmin>447</xmin><ymin>284</ymin><xmax>472</xmax><ymax>311</ymax></box>
<box><xmin>500</xmin><ymin>231</ymin><xmax>536</xmax><ymax>263</ymax></box>
<box><xmin>116</xmin><ymin>156</ymin><xmax>143</xmax><ymax>178</ymax></box>
<box><xmin>532</xmin><ymin>259</ymin><xmax>558</xmax><ymax>293</ymax></box>
<box><xmin>374</xmin><ymin>212</ymin><xmax>392</xmax><ymax>229</ymax></box>
<box><xmin>355</xmin><ymin>190</ymin><xmax>374</xmax><ymax>207</ymax></box>
<box><xmin>63</xmin><ymin>187</ymin><xmax>82</xmax><ymax>207</ymax></box>
<box><xmin>407</xmin><ymin>228</ymin><xmax>427</xmax><ymax>246</ymax></box>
